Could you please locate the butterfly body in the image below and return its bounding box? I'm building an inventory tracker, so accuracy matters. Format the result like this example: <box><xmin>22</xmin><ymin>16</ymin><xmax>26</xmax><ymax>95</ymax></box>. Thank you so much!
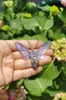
<box><xmin>16</xmin><ymin>41</ymin><xmax>51</xmax><ymax>68</ymax></box>
<box><xmin>30</xmin><ymin>50</ymin><xmax>39</xmax><ymax>68</ymax></box>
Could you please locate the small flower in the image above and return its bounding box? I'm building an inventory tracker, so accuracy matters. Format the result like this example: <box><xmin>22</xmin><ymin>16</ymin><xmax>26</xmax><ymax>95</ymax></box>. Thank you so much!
<box><xmin>38</xmin><ymin>11</ymin><xmax>44</xmax><ymax>17</ymax></box>
<box><xmin>52</xmin><ymin>38</ymin><xmax>66</xmax><ymax>61</ymax></box>
<box><xmin>2</xmin><ymin>25</ymin><xmax>9</xmax><ymax>31</ymax></box>
<box><xmin>25</xmin><ymin>13</ymin><xmax>32</xmax><ymax>18</ymax></box>
<box><xmin>60</xmin><ymin>7</ymin><xmax>64</xmax><ymax>12</ymax></box>
<box><xmin>9</xmin><ymin>86</ymin><xmax>26</xmax><ymax>100</ymax></box>
<box><xmin>0</xmin><ymin>89</ymin><xmax>9</xmax><ymax>100</ymax></box>
<box><xmin>49</xmin><ymin>5</ymin><xmax>61</xmax><ymax>15</ymax></box>
<box><xmin>9</xmin><ymin>90</ymin><xmax>15</xmax><ymax>100</ymax></box>
<box><xmin>56</xmin><ymin>93</ymin><xmax>61</xmax><ymax>98</ymax></box>
<box><xmin>53</xmin><ymin>92</ymin><xmax>66</xmax><ymax>100</ymax></box>
<box><xmin>16</xmin><ymin>13</ymin><xmax>32</xmax><ymax>19</ymax></box>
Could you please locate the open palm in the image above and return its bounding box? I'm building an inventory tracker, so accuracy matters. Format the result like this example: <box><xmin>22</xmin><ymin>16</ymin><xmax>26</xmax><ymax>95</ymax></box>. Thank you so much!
<box><xmin>0</xmin><ymin>40</ymin><xmax>53</xmax><ymax>87</ymax></box>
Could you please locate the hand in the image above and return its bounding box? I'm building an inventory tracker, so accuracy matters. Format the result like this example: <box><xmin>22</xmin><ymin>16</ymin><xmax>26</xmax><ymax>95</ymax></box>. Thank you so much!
<box><xmin>61</xmin><ymin>0</ymin><xmax>66</xmax><ymax>7</ymax></box>
<box><xmin>0</xmin><ymin>40</ymin><xmax>53</xmax><ymax>87</ymax></box>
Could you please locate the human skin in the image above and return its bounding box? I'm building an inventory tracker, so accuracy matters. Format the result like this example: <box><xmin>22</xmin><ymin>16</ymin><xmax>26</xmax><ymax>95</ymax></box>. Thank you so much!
<box><xmin>0</xmin><ymin>40</ymin><xmax>53</xmax><ymax>87</ymax></box>
<box><xmin>61</xmin><ymin>0</ymin><xmax>66</xmax><ymax>7</ymax></box>
<box><xmin>0</xmin><ymin>20</ymin><xmax>3</xmax><ymax>28</ymax></box>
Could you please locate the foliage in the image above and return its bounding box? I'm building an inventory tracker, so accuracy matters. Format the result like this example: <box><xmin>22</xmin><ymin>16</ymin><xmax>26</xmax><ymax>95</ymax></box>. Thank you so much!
<box><xmin>0</xmin><ymin>0</ymin><xmax>66</xmax><ymax>100</ymax></box>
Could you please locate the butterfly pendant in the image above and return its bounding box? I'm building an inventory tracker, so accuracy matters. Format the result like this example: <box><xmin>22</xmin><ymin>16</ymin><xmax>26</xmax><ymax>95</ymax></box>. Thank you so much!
<box><xmin>15</xmin><ymin>41</ymin><xmax>51</xmax><ymax>68</ymax></box>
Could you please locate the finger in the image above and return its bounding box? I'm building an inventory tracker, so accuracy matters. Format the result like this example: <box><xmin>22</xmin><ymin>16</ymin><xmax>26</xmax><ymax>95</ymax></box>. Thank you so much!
<box><xmin>6</xmin><ymin>40</ymin><xmax>43</xmax><ymax>52</ymax></box>
<box><xmin>14</xmin><ymin>56</ymin><xmax>52</xmax><ymax>70</ymax></box>
<box><xmin>13</xmin><ymin>51</ymin><xmax>22</xmax><ymax>60</ymax></box>
<box><xmin>61</xmin><ymin>0</ymin><xmax>66</xmax><ymax>7</ymax></box>
<box><xmin>44</xmin><ymin>49</ymin><xmax>53</xmax><ymax>56</ymax></box>
<box><xmin>13</xmin><ymin>67</ymin><xmax>42</xmax><ymax>81</ymax></box>
<box><xmin>39</xmin><ymin>56</ymin><xmax>52</xmax><ymax>65</ymax></box>
<box><xmin>12</xmin><ymin>49</ymin><xmax>53</xmax><ymax>60</ymax></box>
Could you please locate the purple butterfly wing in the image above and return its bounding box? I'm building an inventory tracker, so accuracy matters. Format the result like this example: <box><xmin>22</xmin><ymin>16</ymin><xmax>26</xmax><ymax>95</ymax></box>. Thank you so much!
<box><xmin>15</xmin><ymin>42</ymin><xmax>30</xmax><ymax>59</ymax></box>
<box><xmin>36</xmin><ymin>41</ymin><xmax>51</xmax><ymax>59</ymax></box>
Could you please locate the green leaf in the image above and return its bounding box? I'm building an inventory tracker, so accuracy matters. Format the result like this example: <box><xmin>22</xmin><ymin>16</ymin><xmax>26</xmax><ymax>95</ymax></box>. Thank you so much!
<box><xmin>58</xmin><ymin>10</ymin><xmax>66</xmax><ymax>24</ymax></box>
<box><xmin>45</xmin><ymin>89</ymin><xmax>60</xmax><ymax>97</ymax></box>
<box><xmin>48</xmin><ymin>29</ymin><xmax>54</xmax><ymax>39</ymax></box>
<box><xmin>22</xmin><ymin>18</ymin><xmax>39</xmax><ymax>30</ymax></box>
<box><xmin>10</xmin><ymin>19</ymin><xmax>22</xmax><ymax>30</ymax></box>
<box><xmin>60</xmin><ymin>80</ymin><xmax>66</xmax><ymax>92</ymax></box>
<box><xmin>35</xmin><ymin>16</ymin><xmax>47</xmax><ymax>30</ymax></box>
<box><xmin>25</xmin><ymin>2</ymin><xmax>36</xmax><ymax>12</ymax></box>
<box><xmin>0</xmin><ymin>31</ymin><xmax>9</xmax><ymax>40</ymax></box>
<box><xmin>16</xmin><ymin>79</ymin><xmax>24</xmax><ymax>88</ymax></box>
<box><xmin>9</xmin><ymin>19</ymin><xmax>23</xmax><ymax>34</ymax></box>
<box><xmin>44</xmin><ymin>18</ymin><xmax>54</xmax><ymax>30</ymax></box>
<box><xmin>40</xmin><ymin>60</ymin><xmax>61</xmax><ymax>80</ymax></box>
<box><xmin>18</xmin><ymin>33</ymin><xmax>47</xmax><ymax>42</ymax></box>
<box><xmin>4</xmin><ymin>8</ymin><xmax>15</xmax><ymax>20</ymax></box>
<box><xmin>0</xmin><ymin>13</ymin><xmax>3</xmax><ymax>20</ymax></box>
<box><xmin>24</xmin><ymin>78</ymin><xmax>52</xmax><ymax>96</ymax></box>
<box><xmin>53</xmin><ymin>29</ymin><xmax>66</xmax><ymax>40</ymax></box>
<box><xmin>38</xmin><ymin>5</ymin><xmax>50</xmax><ymax>12</ymax></box>
<box><xmin>24</xmin><ymin>60</ymin><xmax>61</xmax><ymax>96</ymax></box>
